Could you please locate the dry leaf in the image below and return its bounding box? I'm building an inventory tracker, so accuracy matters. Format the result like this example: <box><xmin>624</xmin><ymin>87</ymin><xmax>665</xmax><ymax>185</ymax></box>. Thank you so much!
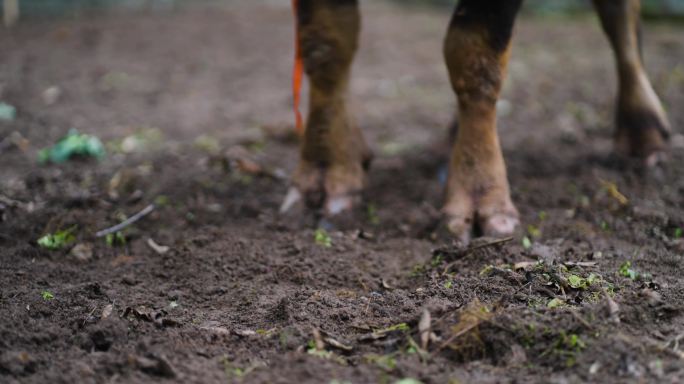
<box><xmin>599</xmin><ymin>179</ymin><xmax>629</xmax><ymax>205</ymax></box>
<box><xmin>419</xmin><ymin>309</ymin><xmax>431</xmax><ymax>350</ymax></box>
<box><xmin>444</xmin><ymin>299</ymin><xmax>493</xmax><ymax>352</ymax></box>
<box><xmin>513</xmin><ymin>261</ymin><xmax>537</xmax><ymax>270</ymax></box>
<box><xmin>324</xmin><ymin>337</ymin><xmax>353</xmax><ymax>352</ymax></box>
<box><xmin>101</xmin><ymin>304</ymin><xmax>113</xmax><ymax>319</ymax></box>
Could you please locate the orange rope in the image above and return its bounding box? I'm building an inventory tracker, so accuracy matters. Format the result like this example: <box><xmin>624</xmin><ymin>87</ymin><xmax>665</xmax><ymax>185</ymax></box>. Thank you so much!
<box><xmin>292</xmin><ymin>0</ymin><xmax>304</xmax><ymax>135</ymax></box>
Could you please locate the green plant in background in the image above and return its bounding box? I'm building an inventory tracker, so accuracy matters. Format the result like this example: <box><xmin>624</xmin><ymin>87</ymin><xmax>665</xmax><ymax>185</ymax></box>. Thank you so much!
<box><xmin>39</xmin><ymin>129</ymin><xmax>105</xmax><ymax>164</ymax></box>
<box><xmin>105</xmin><ymin>231</ymin><xmax>127</xmax><ymax>247</ymax></box>
<box><xmin>37</xmin><ymin>226</ymin><xmax>77</xmax><ymax>250</ymax></box>
<box><xmin>314</xmin><ymin>228</ymin><xmax>332</xmax><ymax>248</ymax></box>
<box><xmin>618</xmin><ymin>261</ymin><xmax>639</xmax><ymax>280</ymax></box>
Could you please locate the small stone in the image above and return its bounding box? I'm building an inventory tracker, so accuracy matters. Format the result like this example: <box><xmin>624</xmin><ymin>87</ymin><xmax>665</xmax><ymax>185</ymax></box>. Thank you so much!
<box><xmin>70</xmin><ymin>243</ymin><xmax>93</xmax><ymax>262</ymax></box>
<box><xmin>42</xmin><ymin>86</ymin><xmax>62</xmax><ymax>105</ymax></box>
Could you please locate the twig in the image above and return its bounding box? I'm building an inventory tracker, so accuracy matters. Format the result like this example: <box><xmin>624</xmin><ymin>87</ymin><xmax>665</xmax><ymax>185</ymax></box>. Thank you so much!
<box><xmin>569</xmin><ymin>309</ymin><xmax>593</xmax><ymax>330</ymax></box>
<box><xmin>95</xmin><ymin>204</ymin><xmax>155</xmax><ymax>237</ymax></box>
<box><xmin>431</xmin><ymin>320</ymin><xmax>481</xmax><ymax>356</ymax></box>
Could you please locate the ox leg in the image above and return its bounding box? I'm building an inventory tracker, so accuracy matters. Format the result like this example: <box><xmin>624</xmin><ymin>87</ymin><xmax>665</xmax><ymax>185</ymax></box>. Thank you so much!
<box><xmin>283</xmin><ymin>0</ymin><xmax>370</xmax><ymax>216</ymax></box>
<box><xmin>593</xmin><ymin>0</ymin><xmax>671</xmax><ymax>164</ymax></box>
<box><xmin>442</xmin><ymin>0</ymin><xmax>522</xmax><ymax>242</ymax></box>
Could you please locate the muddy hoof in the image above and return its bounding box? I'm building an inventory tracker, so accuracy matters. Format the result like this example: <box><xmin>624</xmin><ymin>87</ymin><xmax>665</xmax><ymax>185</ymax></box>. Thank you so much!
<box><xmin>480</xmin><ymin>212</ymin><xmax>519</xmax><ymax>238</ymax></box>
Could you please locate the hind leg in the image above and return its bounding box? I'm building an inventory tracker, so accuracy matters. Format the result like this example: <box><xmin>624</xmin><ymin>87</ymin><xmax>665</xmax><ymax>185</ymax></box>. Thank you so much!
<box><xmin>442</xmin><ymin>0</ymin><xmax>523</xmax><ymax>242</ymax></box>
<box><xmin>282</xmin><ymin>0</ymin><xmax>370</xmax><ymax>216</ymax></box>
<box><xmin>593</xmin><ymin>0</ymin><xmax>671</xmax><ymax>164</ymax></box>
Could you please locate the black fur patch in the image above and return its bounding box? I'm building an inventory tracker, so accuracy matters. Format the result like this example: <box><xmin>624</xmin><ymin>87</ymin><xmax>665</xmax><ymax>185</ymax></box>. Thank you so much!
<box><xmin>449</xmin><ymin>0</ymin><xmax>523</xmax><ymax>52</ymax></box>
<box><xmin>297</xmin><ymin>0</ymin><xmax>358</xmax><ymax>26</ymax></box>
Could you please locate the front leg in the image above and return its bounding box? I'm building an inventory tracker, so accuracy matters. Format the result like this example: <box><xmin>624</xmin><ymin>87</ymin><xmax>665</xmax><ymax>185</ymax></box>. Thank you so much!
<box><xmin>282</xmin><ymin>0</ymin><xmax>371</xmax><ymax>216</ymax></box>
<box><xmin>593</xmin><ymin>0</ymin><xmax>671</xmax><ymax>164</ymax></box>
<box><xmin>443</xmin><ymin>0</ymin><xmax>523</xmax><ymax>242</ymax></box>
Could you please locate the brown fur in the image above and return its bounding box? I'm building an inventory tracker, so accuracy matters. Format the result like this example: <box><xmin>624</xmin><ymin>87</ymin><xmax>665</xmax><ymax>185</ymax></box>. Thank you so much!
<box><xmin>294</xmin><ymin>1</ymin><xmax>370</xmax><ymax>209</ymax></box>
<box><xmin>289</xmin><ymin>0</ymin><xmax>671</xmax><ymax>238</ymax></box>
<box><xmin>593</xmin><ymin>0</ymin><xmax>671</xmax><ymax>158</ymax></box>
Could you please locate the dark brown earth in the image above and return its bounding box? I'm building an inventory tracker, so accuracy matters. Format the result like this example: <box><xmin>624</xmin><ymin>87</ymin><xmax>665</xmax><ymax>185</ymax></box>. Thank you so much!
<box><xmin>1</xmin><ymin>2</ymin><xmax>684</xmax><ymax>383</ymax></box>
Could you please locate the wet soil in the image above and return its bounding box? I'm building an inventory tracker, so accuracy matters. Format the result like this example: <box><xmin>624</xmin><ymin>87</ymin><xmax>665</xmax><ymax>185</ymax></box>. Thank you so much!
<box><xmin>1</xmin><ymin>2</ymin><xmax>684</xmax><ymax>383</ymax></box>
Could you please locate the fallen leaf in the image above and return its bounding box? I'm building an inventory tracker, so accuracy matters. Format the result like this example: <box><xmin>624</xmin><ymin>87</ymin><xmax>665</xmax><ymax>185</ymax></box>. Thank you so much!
<box><xmin>599</xmin><ymin>178</ymin><xmax>629</xmax><ymax>205</ymax></box>
<box><xmin>234</xmin><ymin>329</ymin><xmax>257</xmax><ymax>337</ymax></box>
<box><xmin>514</xmin><ymin>261</ymin><xmax>537</xmax><ymax>270</ymax></box>
<box><xmin>101</xmin><ymin>304</ymin><xmax>113</xmax><ymax>319</ymax></box>
<box><xmin>442</xmin><ymin>299</ymin><xmax>493</xmax><ymax>352</ymax></box>
<box><xmin>312</xmin><ymin>328</ymin><xmax>325</xmax><ymax>351</ymax></box>
<box><xmin>418</xmin><ymin>309</ymin><xmax>431</xmax><ymax>350</ymax></box>
<box><xmin>324</xmin><ymin>337</ymin><xmax>353</xmax><ymax>352</ymax></box>
<box><xmin>605</xmin><ymin>293</ymin><xmax>620</xmax><ymax>324</ymax></box>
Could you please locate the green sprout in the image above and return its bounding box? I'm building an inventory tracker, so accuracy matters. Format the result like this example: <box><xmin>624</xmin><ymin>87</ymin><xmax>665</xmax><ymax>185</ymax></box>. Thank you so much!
<box><xmin>674</xmin><ymin>227</ymin><xmax>683</xmax><ymax>239</ymax></box>
<box><xmin>547</xmin><ymin>298</ymin><xmax>565</xmax><ymax>309</ymax></box>
<box><xmin>41</xmin><ymin>291</ymin><xmax>55</xmax><ymax>300</ymax></box>
<box><xmin>314</xmin><ymin>228</ymin><xmax>332</xmax><ymax>248</ymax></box>
<box><xmin>105</xmin><ymin>231</ymin><xmax>127</xmax><ymax>247</ymax></box>
<box><xmin>618</xmin><ymin>261</ymin><xmax>638</xmax><ymax>280</ymax></box>
<box><xmin>367</xmin><ymin>203</ymin><xmax>380</xmax><ymax>225</ymax></box>
<box><xmin>522</xmin><ymin>236</ymin><xmax>533</xmax><ymax>249</ymax></box>
<box><xmin>37</xmin><ymin>226</ymin><xmax>77</xmax><ymax>250</ymax></box>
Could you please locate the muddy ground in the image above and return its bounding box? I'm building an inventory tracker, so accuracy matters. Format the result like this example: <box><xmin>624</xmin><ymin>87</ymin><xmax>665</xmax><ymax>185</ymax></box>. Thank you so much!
<box><xmin>1</xmin><ymin>2</ymin><xmax>684</xmax><ymax>383</ymax></box>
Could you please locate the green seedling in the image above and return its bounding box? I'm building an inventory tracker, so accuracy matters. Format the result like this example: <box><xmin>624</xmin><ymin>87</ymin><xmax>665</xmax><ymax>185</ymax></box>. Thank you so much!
<box><xmin>527</xmin><ymin>224</ymin><xmax>541</xmax><ymax>238</ymax></box>
<box><xmin>444</xmin><ymin>280</ymin><xmax>453</xmax><ymax>289</ymax></box>
<box><xmin>567</xmin><ymin>274</ymin><xmax>587</xmax><ymax>289</ymax></box>
<box><xmin>377</xmin><ymin>323</ymin><xmax>410</xmax><ymax>333</ymax></box>
<box><xmin>567</xmin><ymin>273</ymin><xmax>599</xmax><ymax>290</ymax></box>
<box><xmin>600</xmin><ymin>221</ymin><xmax>610</xmax><ymax>231</ymax></box>
<box><xmin>431</xmin><ymin>254</ymin><xmax>444</xmax><ymax>268</ymax></box>
<box><xmin>522</xmin><ymin>236</ymin><xmax>532</xmax><ymax>249</ymax></box>
<box><xmin>41</xmin><ymin>291</ymin><xmax>55</xmax><ymax>300</ymax></box>
<box><xmin>367</xmin><ymin>203</ymin><xmax>380</xmax><ymax>225</ymax></box>
<box><xmin>105</xmin><ymin>231</ymin><xmax>126</xmax><ymax>247</ymax></box>
<box><xmin>307</xmin><ymin>348</ymin><xmax>347</xmax><ymax>365</ymax></box>
<box><xmin>364</xmin><ymin>353</ymin><xmax>397</xmax><ymax>371</ymax></box>
<box><xmin>618</xmin><ymin>261</ymin><xmax>638</xmax><ymax>280</ymax></box>
<box><xmin>154</xmin><ymin>195</ymin><xmax>170</xmax><ymax>207</ymax></box>
<box><xmin>314</xmin><ymin>228</ymin><xmax>332</xmax><ymax>247</ymax></box>
<box><xmin>220</xmin><ymin>356</ymin><xmax>261</xmax><ymax>380</ymax></box>
<box><xmin>547</xmin><ymin>298</ymin><xmax>565</xmax><ymax>309</ymax></box>
<box><xmin>479</xmin><ymin>265</ymin><xmax>494</xmax><ymax>276</ymax></box>
<box><xmin>39</xmin><ymin>129</ymin><xmax>105</xmax><ymax>164</ymax></box>
<box><xmin>674</xmin><ymin>227</ymin><xmax>683</xmax><ymax>239</ymax></box>
<box><xmin>540</xmin><ymin>331</ymin><xmax>586</xmax><ymax>367</ymax></box>
<box><xmin>37</xmin><ymin>226</ymin><xmax>76</xmax><ymax>250</ymax></box>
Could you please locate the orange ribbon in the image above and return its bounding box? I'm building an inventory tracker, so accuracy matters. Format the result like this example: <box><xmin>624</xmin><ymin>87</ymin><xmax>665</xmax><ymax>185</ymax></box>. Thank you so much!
<box><xmin>292</xmin><ymin>0</ymin><xmax>304</xmax><ymax>135</ymax></box>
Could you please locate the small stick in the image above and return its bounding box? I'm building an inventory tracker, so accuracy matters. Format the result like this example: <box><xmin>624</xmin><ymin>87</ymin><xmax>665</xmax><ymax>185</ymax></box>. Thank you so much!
<box><xmin>95</xmin><ymin>204</ymin><xmax>155</xmax><ymax>238</ymax></box>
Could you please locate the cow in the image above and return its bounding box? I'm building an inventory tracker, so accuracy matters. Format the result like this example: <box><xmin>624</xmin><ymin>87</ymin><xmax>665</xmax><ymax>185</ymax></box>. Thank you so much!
<box><xmin>281</xmin><ymin>0</ymin><xmax>671</xmax><ymax>243</ymax></box>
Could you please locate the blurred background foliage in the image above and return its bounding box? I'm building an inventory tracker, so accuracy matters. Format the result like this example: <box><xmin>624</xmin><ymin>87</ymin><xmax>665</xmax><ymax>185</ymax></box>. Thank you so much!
<box><xmin>2</xmin><ymin>0</ymin><xmax>684</xmax><ymax>19</ymax></box>
<box><xmin>394</xmin><ymin>0</ymin><xmax>684</xmax><ymax>19</ymax></box>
